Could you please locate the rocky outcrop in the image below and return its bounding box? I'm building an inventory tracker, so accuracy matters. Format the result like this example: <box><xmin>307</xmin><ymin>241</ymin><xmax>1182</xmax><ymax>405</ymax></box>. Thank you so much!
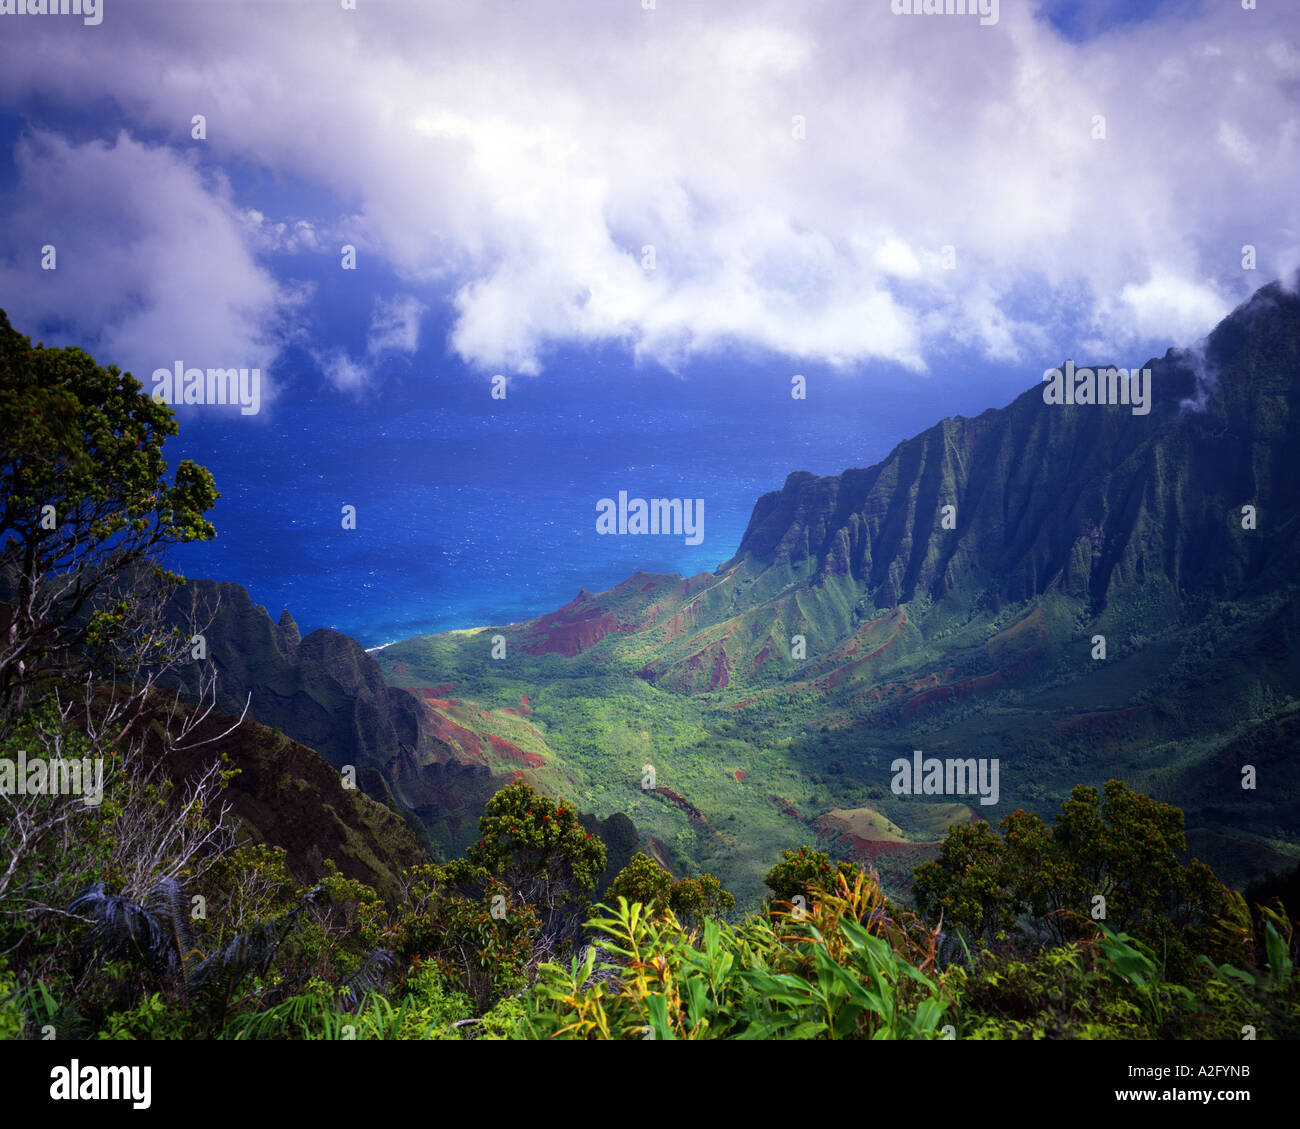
<box><xmin>163</xmin><ymin>579</ymin><xmax>470</xmax><ymax>843</ymax></box>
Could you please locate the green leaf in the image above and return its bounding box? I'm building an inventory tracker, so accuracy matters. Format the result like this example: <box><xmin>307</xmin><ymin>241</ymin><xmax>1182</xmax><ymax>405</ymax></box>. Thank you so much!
<box><xmin>646</xmin><ymin>994</ymin><xmax>675</xmax><ymax>1041</ymax></box>
<box><xmin>1264</xmin><ymin>921</ymin><xmax>1293</xmax><ymax>988</ymax></box>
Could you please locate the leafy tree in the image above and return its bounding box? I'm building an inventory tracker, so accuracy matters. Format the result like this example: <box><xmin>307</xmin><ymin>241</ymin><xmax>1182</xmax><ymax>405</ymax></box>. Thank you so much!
<box><xmin>912</xmin><ymin>820</ymin><xmax>1017</xmax><ymax>948</ymax></box>
<box><xmin>465</xmin><ymin>781</ymin><xmax>606</xmax><ymax>951</ymax></box>
<box><xmin>667</xmin><ymin>873</ymin><xmax>735</xmax><ymax>929</ymax></box>
<box><xmin>913</xmin><ymin>781</ymin><xmax>1236</xmax><ymax>974</ymax></box>
<box><xmin>606</xmin><ymin>852</ymin><xmax>671</xmax><ymax>912</ymax></box>
<box><xmin>606</xmin><ymin>852</ymin><xmax>735</xmax><ymax>928</ymax></box>
<box><xmin>763</xmin><ymin>845</ymin><xmax>856</xmax><ymax>910</ymax></box>
<box><xmin>0</xmin><ymin>309</ymin><xmax>218</xmax><ymax>714</ymax></box>
<box><xmin>390</xmin><ymin>860</ymin><xmax>539</xmax><ymax>1012</ymax></box>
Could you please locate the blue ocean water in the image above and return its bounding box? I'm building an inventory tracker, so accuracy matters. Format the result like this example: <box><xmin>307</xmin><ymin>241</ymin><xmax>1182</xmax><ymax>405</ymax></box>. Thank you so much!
<box><xmin>164</xmin><ymin>345</ymin><xmax>1026</xmax><ymax>650</ymax></box>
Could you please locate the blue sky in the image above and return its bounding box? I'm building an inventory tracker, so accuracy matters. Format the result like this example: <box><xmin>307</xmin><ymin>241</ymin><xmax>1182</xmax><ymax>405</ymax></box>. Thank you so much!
<box><xmin>0</xmin><ymin>0</ymin><xmax>1296</xmax><ymax>642</ymax></box>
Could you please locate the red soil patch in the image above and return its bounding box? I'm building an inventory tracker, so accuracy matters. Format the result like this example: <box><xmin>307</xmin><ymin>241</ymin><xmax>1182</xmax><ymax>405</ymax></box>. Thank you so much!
<box><xmin>423</xmin><ymin>708</ymin><xmax>487</xmax><ymax>764</ymax></box>
<box><xmin>828</xmin><ymin>609</ymin><xmax>908</xmax><ymax>690</ymax></box>
<box><xmin>652</xmin><ymin>786</ymin><xmax>705</xmax><ymax>822</ymax></box>
<box><xmin>900</xmin><ymin>641</ymin><xmax>1045</xmax><ymax>720</ymax></box>
<box><xmin>709</xmin><ymin>648</ymin><xmax>732</xmax><ymax>690</ymax></box>
<box><xmin>848</xmin><ymin>837</ymin><xmax>911</xmax><ymax>857</ymax></box>
<box><xmin>844</xmin><ymin>835</ymin><xmax>903</xmax><ymax>854</ymax></box>
<box><xmin>662</xmin><ymin>601</ymin><xmax>704</xmax><ymax>642</ymax></box>
<box><xmin>680</xmin><ymin>639</ymin><xmax>732</xmax><ymax>691</ymax></box>
<box><xmin>523</xmin><ymin>591</ymin><xmax>632</xmax><ymax>657</ymax></box>
<box><xmin>484</xmin><ymin>732</ymin><xmax>539</xmax><ymax>767</ymax></box>
<box><xmin>501</xmin><ymin>693</ymin><xmax>536</xmax><ymax>724</ymax></box>
<box><xmin>814</xmin><ymin>826</ymin><xmax>942</xmax><ymax>866</ymax></box>
<box><xmin>902</xmin><ymin>671</ymin><xmax>1003</xmax><ymax>720</ymax></box>
<box><xmin>1051</xmin><ymin>705</ymin><xmax>1151</xmax><ymax>736</ymax></box>
<box><xmin>770</xmin><ymin>794</ymin><xmax>801</xmax><ymax>820</ymax></box>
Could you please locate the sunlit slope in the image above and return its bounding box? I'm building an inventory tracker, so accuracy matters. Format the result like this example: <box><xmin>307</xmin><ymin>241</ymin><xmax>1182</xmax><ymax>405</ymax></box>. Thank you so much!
<box><xmin>378</xmin><ymin>281</ymin><xmax>1300</xmax><ymax>900</ymax></box>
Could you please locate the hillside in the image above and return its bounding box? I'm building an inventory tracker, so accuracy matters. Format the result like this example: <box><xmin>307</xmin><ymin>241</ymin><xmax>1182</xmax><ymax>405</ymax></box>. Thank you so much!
<box><xmin>374</xmin><ymin>280</ymin><xmax>1300</xmax><ymax>904</ymax></box>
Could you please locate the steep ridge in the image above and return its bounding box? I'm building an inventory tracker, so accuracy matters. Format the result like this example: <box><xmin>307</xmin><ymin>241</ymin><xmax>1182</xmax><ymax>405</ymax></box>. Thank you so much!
<box><xmin>438</xmin><ymin>280</ymin><xmax>1300</xmax><ymax>697</ymax></box>
<box><xmin>161</xmin><ymin>581</ymin><xmax>654</xmax><ymax>866</ymax></box>
<box><xmin>162</xmin><ymin>580</ymin><xmax>500</xmax><ymax>858</ymax></box>
<box><xmin>115</xmin><ymin>694</ymin><xmax>433</xmax><ymax>902</ymax></box>
<box><xmin>375</xmin><ymin>279</ymin><xmax>1300</xmax><ymax>895</ymax></box>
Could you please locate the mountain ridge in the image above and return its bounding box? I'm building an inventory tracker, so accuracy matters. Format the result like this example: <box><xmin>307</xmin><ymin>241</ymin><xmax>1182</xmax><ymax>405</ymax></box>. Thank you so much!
<box><xmin>372</xmin><ymin>277</ymin><xmax>1300</xmax><ymax>899</ymax></box>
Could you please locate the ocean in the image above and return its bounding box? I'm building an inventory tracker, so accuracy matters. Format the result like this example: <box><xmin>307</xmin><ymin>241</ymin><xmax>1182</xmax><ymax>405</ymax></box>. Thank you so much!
<box><xmin>164</xmin><ymin>344</ymin><xmax>1022</xmax><ymax>649</ymax></box>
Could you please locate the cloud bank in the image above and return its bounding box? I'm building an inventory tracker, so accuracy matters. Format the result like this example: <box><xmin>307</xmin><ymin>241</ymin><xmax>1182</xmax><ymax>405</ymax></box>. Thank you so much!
<box><xmin>0</xmin><ymin>0</ymin><xmax>1296</xmax><ymax>382</ymax></box>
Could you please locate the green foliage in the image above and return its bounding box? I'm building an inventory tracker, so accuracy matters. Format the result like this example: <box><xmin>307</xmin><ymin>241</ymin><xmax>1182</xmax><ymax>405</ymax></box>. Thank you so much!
<box><xmin>763</xmin><ymin>845</ymin><xmax>857</xmax><ymax>909</ymax></box>
<box><xmin>914</xmin><ymin>780</ymin><xmax>1236</xmax><ymax>976</ymax></box>
<box><xmin>606</xmin><ymin>852</ymin><xmax>734</xmax><ymax>928</ymax></box>
<box><xmin>388</xmin><ymin>860</ymin><xmax>539</xmax><ymax>1012</ymax></box>
<box><xmin>0</xmin><ymin>309</ymin><xmax>218</xmax><ymax>711</ymax></box>
<box><xmin>224</xmin><ymin>965</ymin><xmax>472</xmax><ymax>1041</ymax></box>
<box><xmin>1094</xmin><ymin>925</ymin><xmax>1197</xmax><ymax>1030</ymax></box>
<box><xmin>97</xmin><ymin>993</ymin><xmax>192</xmax><ymax>1040</ymax></box>
<box><xmin>606</xmin><ymin>852</ymin><xmax>672</xmax><ymax>913</ymax></box>
<box><xmin>526</xmin><ymin>868</ymin><xmax>953</xmax><ymax>1039</ymax></box>
<box><xmin>950</xmin><ymin>945</ymin><xmax>1151</xmax><ymax>1040</ymax></box>
<box><xmin>473</xmin><ymin>994</ymin><xmax>528</xmax><ymax>1040</ymax></box>
<box><xmin>468</xmin><ymin>780</ymin><xmax>607</xmax><ymax>897</ymax></box>
<box><xmin>1193</xmin><ymin>904</ymin><xmax>1300</xmax><ymax>1039</ymax></box>
<box><xmin>0</xmin><ymin>962</ymin><xmax>23</xmax><ymax>1040</ymax></box>
<box><xmin>666</xmin><ymin>872</ymin><xmax>735</xmax><ymax>929</ymax></box>
<box><xmin>465</xmin><ymin>780</ymin><xmax>606</xmax><ymax>956</ymax></box>
<box><xmin>913</xmin><ymin>821</ymin><xmax>1017</xmax><ymax>947</ymax></box>
<box><xmin>5</xmin><ymin>720</ymin><xmax>1295</xmax><ymax>1041</ymax></box>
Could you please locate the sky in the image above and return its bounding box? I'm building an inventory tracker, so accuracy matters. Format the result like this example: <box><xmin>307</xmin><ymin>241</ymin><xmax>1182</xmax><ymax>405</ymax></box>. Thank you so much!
<box><xmin>1</xmin><ymin>0</ymin><xmax>1297</xmax><ymax>643</ymax></box>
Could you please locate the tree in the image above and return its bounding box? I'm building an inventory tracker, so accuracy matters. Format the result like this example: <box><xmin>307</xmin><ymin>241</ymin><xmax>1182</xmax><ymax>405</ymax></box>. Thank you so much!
<box><xmin>913</xmin><ymin>780</ymin><xmax>1235</xmax><ymax>973</ymax></box>
<box><xmin>912</xmin><ymin>820</ymin><xmax>1016</xmax><ymax>948</ymax></box>
<box><xmin>1002</xmin><ymin>781</ymin><xmax>1232</xmax><ymax>961</ymax></box>
<box><xmin>606</xmin><ymin>852</ymin><xmax>671</xmax><ymax>913</ymax></box>
<box><xmin>0</xmin><ymin>309</ymin><xmax>218</xmax><ymax>715</ymax></box>
<box><xmin>605</xmin><ymin>851</ymin><xmax>735</xmax><ymax>928</ymax></box>
<box><xmin>391</xmin><ymin>860</ymin><xmax>540</xmax><ymax>1012</ymax></box>
<box><xmin>764</xmin><ymin>845</ymin><xmax>857</xmax><ymax>911</ymax></box>
<box><xmin>666</xmin><ymin>873</ymin><xmax>734</xmax><ymax>929</ymax></box>
<box><xmin>466</xmin><ymin>781</ymin><xmax>606</xmax><ymax>955</ymax></box>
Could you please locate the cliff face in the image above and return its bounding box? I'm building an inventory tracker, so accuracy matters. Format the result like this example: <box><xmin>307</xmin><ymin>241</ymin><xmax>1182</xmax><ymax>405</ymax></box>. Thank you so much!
<box><xmin>137</xmin><ymin>700</ymin><xmax>431</xmax><ymax>903</ymax></box>
<box><xmin>167</xmin><ymin>580</ymin><xmax>431</xmax><ymax>775</ymax></box>
<box><xmin>162</xmin><ymin>579</ymin><xmax>500</xmax><ymax>857</ymax></box>
<box><xmin>726</xmin><ymin>279</ymin><xmax>1299</xmax><ymax>617</ymax></box>
<box><xmin>463</xmin><ymin>281</ymin><xmax>1300</xmax><ymax>697</ymax></box>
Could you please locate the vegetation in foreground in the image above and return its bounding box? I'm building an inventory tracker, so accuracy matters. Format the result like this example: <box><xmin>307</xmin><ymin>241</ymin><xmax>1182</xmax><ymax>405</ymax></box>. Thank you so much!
<box><xmin>2</xmin><ymin>310</ymin><xmax>1297</xmax><ymax>1040</ymax></box>
<box><xmin>3</xmin><ymin>753</ymin><xmax>1298</xmax><ymax>1040</ymax></box>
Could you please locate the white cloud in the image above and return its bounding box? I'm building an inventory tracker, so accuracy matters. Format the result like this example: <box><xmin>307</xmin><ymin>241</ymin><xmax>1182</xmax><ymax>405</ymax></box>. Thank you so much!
<box><xmin>0</xmin><ymin>130</ymin><xmax>296</xmax><ymax>400</ymax></box>
<box><xmin>1114</xmin><ymin>272</ymin><xmax>1233</xmax><ymax>343</ymax></box>
<box><xmin>367</xmin><ymin>294</ymin><xmax>425</xmax><ymax>357</ymax></box>
<box><xmin>310</xmin><ymin>294</ymin><xmax>426</xmax><ymax>394</ymax></box>
<box><xmin>0</xmin><ymin>0</ymin><xmax>1296</xmax><ymax>378</ymax></box>
<box><xmin>314</xmin><ymin>348</ymin><xmax>370</xmax><ymax>394</ymax></box>
<box><xmin>874</xmin><ymin>238</ymin><xmax>925</xmax><ymax>280</ymax></box>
